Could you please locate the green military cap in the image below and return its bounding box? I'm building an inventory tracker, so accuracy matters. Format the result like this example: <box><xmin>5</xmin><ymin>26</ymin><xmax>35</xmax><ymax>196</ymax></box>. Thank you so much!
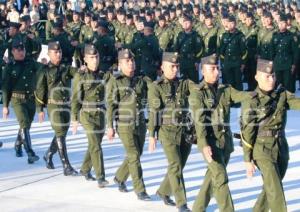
<box><xmin>246</xmin><ymin>12</ymin><xmax>254</xmax><ymax>19</ymax></box>
<box><xmin>98</xmin><ymin>20</ymin><xmax>108</xmax><ymax>29</ymax></box>
<box><xmin>12</xmin><ymin>39</ymin><xmax>25</xmax><ymax>50</ymax></box>
<box><xmin>19</xmin><ymin>15</ymin><xmax>31</xmax><ymax>23</ymax></box>
<box><xmin>48</xmin><ymin>41</ymin><xmax>61</xmax><ymax>50</ymax></box>
<box><xmin>204</xmin><ymin>12</ymin><xmax>213</xmax><ymax>19</ymax></box>
<box><xmin>263</xmin><ymin>11</ymin><xmax>272</xmax><ymax>18</ymax></box>
<box><xmin>144</xmin><ymin>21</ymin><xmax>155</xmax><ymax>29</ymax></box>
<box><xmin>162</xmin><ymin>52</ymin><xmax>179</xmax><ymax>64</ymax></box>
<box><xmin>53</xmin><ymin>18</ymin><xmax>63</xmax><ymax>28</ymax></box>
<box><xmin>256</xmin><ymin>59</ymin><xmax>273</xmax><ymax>74</ymax></box>
<box><xmin>9</xmin><ymin>22</ymin><xmax>21</xmax><ymax>29</ymax></box>
<box><xmin>158</xmin><ymin>15</ymin><xmax>166</xmax><ymax>21</ymax></box>
<box><xmin>201</xmin><ymin>54</ymin><xmax>218</xmax><ymax>65</ymax></box>
<box><xmin>279</xmin><ymin>14</ymin><xmax>287</xmax><ymax>22</ymax></box>
<box><xmin>73</xmin><ymin>10</ymin><xmax>81</xmax><ymax>15</ymax></box>
<box><xmin>126</xmin><ymin>13</ymin><xmax>133</xmax><ymax>19</ymax></box>
<box><xmin>228</xmin><ymin>15</ymin><xmax>236</xmax><ymax>22</ymax></box>
<box><xmin>118</xmin><ymin>49</ymin><xmax>134</xmax><ymax>60</ymax></box>
<box><xmin>182</xmin><ymin>13</ymin><xmax>192</xmax><ymax>22</ymax></box>
<box><xmin>84</xmin><ymin>44</ymin><xmax>98</xmax><ymax>55</ymax></box>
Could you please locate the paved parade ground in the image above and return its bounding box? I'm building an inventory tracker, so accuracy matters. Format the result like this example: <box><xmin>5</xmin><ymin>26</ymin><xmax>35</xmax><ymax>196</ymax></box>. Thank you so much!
<box><xmin>1</xmin><ymin>92</ymin><xmax>300</xmax><ymax>212</ymax></box>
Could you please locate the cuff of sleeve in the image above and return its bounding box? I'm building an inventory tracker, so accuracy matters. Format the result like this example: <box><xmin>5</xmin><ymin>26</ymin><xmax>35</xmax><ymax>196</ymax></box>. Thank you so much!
<box><xmin>244</xmin><ymin>154</ymin><xmax>252</xmax><ymax>162</ymax></box>
<box><xmin>149</xmin><ymin>130</ymin><xmax>155</xmax><ymax>137</ymax></box>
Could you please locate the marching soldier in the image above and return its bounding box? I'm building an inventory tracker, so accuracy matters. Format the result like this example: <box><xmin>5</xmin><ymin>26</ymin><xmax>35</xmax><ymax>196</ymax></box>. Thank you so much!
<box><xmin>2</xmin><ymin>39</ymin><xmax>40</xmax><ymax>164</ymax></box>
<box><xmin>155</xmin><ymin>15</ymin><xmax>174</xmax><ymax>52</ymax></box>
<box><xmin>241</xmin><ymin>59</ymin><xmax>300</xmax><ymax>212</ymax></box>
<box><xmin>106</xmin><ymin>49</ymin><xmax>151</xmax><ymax>201</ymax></box>
<box><xmin>219</xmin><ymin>15</ymin><xmax>247</xmax><ymax>90</ymax></box>
<box><xmin>173</xmin><ymin>13</ymin><xmax>203</xmax><ymax>83</ymax></box>
<box><xmin>35</xmin><ymin>41</ymin><xmax>78</xmax><ymax>176</ymax></box>
<box><xmin>271</xmin><ymin>14</ymin><xmax>298</xmax><ymax>93</ymax></box>
<box><xmin>148</xmin><ymin>52</ymin><xmax>192</xmax><ymax>212</ymax></box>
<box><xmin>71</xmin><ymin>44</ymin><xmax>111</xmax><ymax>187</ymax></box>
<box><xmin>189</xmin><ymin>54</ymin><xmax>248</xmax><ymax>212</ymax></box>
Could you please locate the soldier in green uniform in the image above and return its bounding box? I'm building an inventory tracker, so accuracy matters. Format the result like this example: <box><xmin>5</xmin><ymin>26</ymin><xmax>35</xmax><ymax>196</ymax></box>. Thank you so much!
<box><xmin>45</xmin><ymin>9</ymin><xmax>57</xmax><ymax>42</ymax></box>
<box><xmin>35</xmin><ymin>41</ymin><xmax>78</xmax><ymax>176</ymax></box>
<box><xmin>257</xmin><ymin>12</ymin><xmax>276</xmax><ymax>60</ymax></box>
<box><xmin>71</xmin><ymin>44</ymin><xmax>111</xmax><ymax>187</ymax></box>
<box><xmin>219</xmin><ymin>15</ymin><xmax>247</xmax><ymax>90</ymax></box>
<box><xmin>79</xmin><ymin>12</ymin><xmax>94</xmax><ymax>45</ymax></box>
<box><xmin>242</xmin><ymin>12</ymin><xmax>259</xmax><ymax>91</ymax></box>
<box><xmin>173</xmin><ymin>13</ymin><xmax>203</xmax><ymax>83</ymax></box>
<box><xmin>2</xmin><ymin>39</ymin><xmax>40</xmax><ymax>164</ymax></box>
<box><xmin>93</xmin><ymin>20</ymin><xmax>117</xmax><ymax>72</ymax></box>
<box><xmin>241</xmin><ymin>59</ymin><xmax>300</xmax><ymax>212</ymax></box>
<box><xmin>271</xmin><ymin>14</ymin><xmax>298</xmax><ymax>93</ymax></box>
<box><xmin>148</xmin><ymin>52</ymin><xmax>192</xmax><ymax>212</ymax></box>
<box><xmin>106</xmin><ymin>49</ymin><xmax>151</xmax><ymax>201</ymax></box>
<box><xmin>199</xmin><ymin>13</ymin><xmax>218</xmax><ymax>57</ymax></box>
<box><xmin>189</xmin><ymin>54</ymin><xmax>249</xmax><ymax>212</ymax></box>
<box><xmin>155</xmin><ymin>15</ymin><xmax>174</xmax><ymax>52</ymax></box>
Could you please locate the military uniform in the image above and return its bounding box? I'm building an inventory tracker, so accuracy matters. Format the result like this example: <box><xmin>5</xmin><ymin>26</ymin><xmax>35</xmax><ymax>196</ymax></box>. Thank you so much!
<box><xmin>106</xmin><ymin>49</ymin><xmax>149</xmax><ymax>198</ymax></box>
<box><xmin>219</xmin><ymin>17</ymin><xmax>247</xmax><ymax>90</ymax></box>
<box><xmin>189</xmin><ymin>54</ymin><xmax>248</xmax><ymax>212</ymax></box>
<box><xmin>173</xmin><ymin>15</ymin><xmax>203</xmax><ymax>83</ymax></box>
<box><xmin>198</xmin><ymin>23</ymin><xmax>218</xmax><ymax>57</ymax></box>
<box><xmin>72</xmin><ymin>45</ymin><xmax>111</xmax><ymax>186</ymax></box>
<box><xmin>241</xmin><ymin>59</ymin><xmax>300</xmax><ymax>212</ymax></box>
<box><xmin>35</xmin><ymin>41</ymin><xmax>78</xmax><ymax>176</ymax></box>
<box><xmin>155</xmin><ymin>16</ymin><xmax>174</xmax><ymax>52</ymax></box>
<box><xmin>257</xmin><ymin>26</ymin><xmax>276</xmax><ymax>60</ymax></box>
<box><xmin>148</xmin><ymin>52</ymin><xmax>192</xmax><ymax>209</ymax></box>
<box><xmin>271</xmin><ymin>27</ymin><xmax>298</xmax><ymax>92</ymax></box>
<box><xmin>2</xmin><ymin>39</ymin><xmax>40</xmax><ymax>164</ymax></box>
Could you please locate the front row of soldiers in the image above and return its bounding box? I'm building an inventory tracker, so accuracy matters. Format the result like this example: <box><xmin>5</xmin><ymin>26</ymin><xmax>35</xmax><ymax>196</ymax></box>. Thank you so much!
<box><xmin>2</xmin><ymin>38</ymin><xmax>300</xmax><ymax>211</ymax></box>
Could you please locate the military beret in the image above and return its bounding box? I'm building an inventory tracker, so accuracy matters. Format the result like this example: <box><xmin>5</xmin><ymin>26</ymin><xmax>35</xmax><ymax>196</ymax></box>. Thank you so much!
<box><xmin>140</xmin><ymin>8</ymin><xmax>145</xmax><ymax>14</ymax></box>
<box><xmin>144</xmin><ymin>21</ymin><xmax>155</xmax><ymax>29</ymax></box>
<box><xmin>146</xmin><ymin>10</ymin><xmax>153</xmax><ymax>16</ymax></box>
<box><xmin>85</xmin><ymin>12</ymin><xmax>92</xmax><ymax>17</ymax></box>
<box><xmin>182</xmin><ymin>13</ymin><xmax>192</xmax><ymax>22</ymax></box>
<box><xmin>246</xmin><ymin>12</ymin><xmax>254</xmax><ymax>19</ymax></box>
<box><xmin>9</xmin><ymin>22</ymin><xmax>21</xmax><ymax>29</ymax></box>
<box><xmin>279</xmin><ymin>14</ymin><xmax>287</xmax><ymax>22</ymax></box>
<box><xmin>204</xmin><ymin>12</ymin><xmax>213</xmax><ymax>19</ymax></box>
<box><xmin>228</xmin><ymin>15</ymin><xmax>236</xmax><ymax>22</ymax></box>
<box><xmin>118</xmin><ymin>49</ymin><xmax>134</xmax><ymax>60</ymax></box>
<box><xmin>170</xmin><ymin>7</ymin><xmax>176</xmax><ymax>13</ymax></box>
<box><xmin>263</xmin><ymin>11</ymin><xmax>272</xmax><ymax>18</ymax></box>
<box><xmin>286</xmin><ymin>14</ymin><xmax>293</xmax><ymax>20</ymax></box>
<box><xmin>92</xmin><ymin>15</ymin><xmax>98</xmax><ymax>21</ymax></box>
<box><xmin>98</xmin><ymin>20</ymin><xmax>108</xmax><ymax>29</ymax></box>
<box><xmin>158</xmin><ymin>15</ymin><xmax>166</xmax><ymax>21</ymax></box>
<box><xmin>19</xmin><ymin>15</ymin><xmax>31</xmax><ymax>23</ymax></box>
<box><xmin>201</xmin><ymin>54</ymin><xmax>218</xmax><ymax>65</ymax></box>
<box><xmin>106</xmin><ymin>7</ymin><xmax>114</xmax><ymax>13</ymax></box>
<box><xmin>73</xmin><ymin>10</ymin><xmax>81</xmax><ymax>15</ymax></box>
<box><xmin>117</xmin><ymin>8</ymin><xmax>126</xmax><ymax>15</ymax></box>
<box><xmin>84</xmin><ymin>44</ymin><xmax>98</xmax><ymax>55</ymax></box>
<box><xmin>53</xmin><ymin>18</ymin><xmax>63</xmax><ymax>28</ymax></box>
<box><xmin>162</xmin><ymin>52</ymin><xmax>179</xmax><ymax>64</ymax></box>
<box><xmin>48</xmin><ymin>41</ymin><xmax>61</xmax><ymax>50</ymax></box>
<box><xmin>256</xmin><ymin>59</ymin><xmax>273</xmax><ymax>74</ymax></box>
<box><xmin>126</xmin><ymin>13</ymin><xmax>133</xmax><ymax>19</ymax></box>
<box><xmin>12</xmin><ymin>39</ymin><xmax>25</xmax><ymax>49</ymax></box>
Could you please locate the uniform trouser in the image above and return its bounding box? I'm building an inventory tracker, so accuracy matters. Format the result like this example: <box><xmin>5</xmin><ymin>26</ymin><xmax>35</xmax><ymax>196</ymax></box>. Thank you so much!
<box><xmin>80</xmin><ymin>110</ymin><xmax>106</xmax><ymax>180</ymax></box>
<box><xmin>181</xmin><ymin>67</ymin><xmax>199</xmax><ymax>83</ymax></box>
<box><xmin>222</xmin><ymin>65</ymin><xmax>243</xmax><ymax>91</ymax></box>
<box><xmin>245</xmin><ymin>58</ymin><xmax>257</xmax><ymax>91</ymax></box>
<box><xmin>253</xmin><ymin>157</ymin><xmax>288</xmax><ymax>212</ymax></box>
<box><xmin>11</xmin><ymin>97</ymin><xmax>36</xmax><ymax>129</ymax></box>
<box><xmin>117</xmin><ymin>123</ymin><xmax>146</xmax><ymax>193</ymax></box>
<box><xmin>193</xmin><ymin>147</ymin><xmax>234</xmax><ymax>212</ymax></box>
<box><xmin>192</xmin><ymin>151</ymin><xmax>231</xmax><ymax>212</ymax></box>
<box><xmin>47</xmin><ymin>104</ymin><xmax>71</xmax><ymax>137</ymax></box>
<box><xmin>275</xmin><ymin>69</ymin><xmax>295</xmax><ymax>93</ymax></box>
<box><xmin>159</xmin><ymin>138</ymin><xmax>192</xmax><ymax>207</ymax></box>
<box><xmin>115</xmin><ymin>123</ymin><xmax>146</xmax><ymax>184</ymax></box>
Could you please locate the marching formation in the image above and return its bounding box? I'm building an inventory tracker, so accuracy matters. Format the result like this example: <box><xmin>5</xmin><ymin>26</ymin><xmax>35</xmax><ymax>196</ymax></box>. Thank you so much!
<box><xmin>1</xmin><ymin>0</ymin><xmax>300</xmax><ymax>212</ymax></box>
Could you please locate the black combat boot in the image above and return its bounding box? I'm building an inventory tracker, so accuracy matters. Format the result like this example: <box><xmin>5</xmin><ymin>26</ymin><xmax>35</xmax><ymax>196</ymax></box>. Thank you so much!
<box><xmin>15</xmin><ymin>129</ymin><xmax>23</xmax><ymax>157</ymax></box>
<box><xmin>137</xmin><ymin>191</ymin><xmax>151</xmax><ymax>201</ymax></box>
<box><xmin>21</xmin><ymin>128</ymin><xmax>40</xmax><ymax>164</ymax></box>
<box><xmin>56</xmin><ymin>136</ymin><xmax>79</xmax><ymax>176</ymax></box>
<box><xmin>178</xmin><ymin>204</ymin><xmax>191</xmax><ymax>212</ymax></box>
<box><xmin>43</xmin><ymin>136</ymin><xmax>57</xmax><ymax>169</ymax></box>
<box><xmin>114</xmin><ymin>177</ymin><xmax>128</xmax><ymax>192</ymax></box>
<box><xmin>0</xmin><ymin>141</ymin><xmax>3</xmax><ymax>148</ymax></box>
<box><xmin>156</xmin><ymin>191</ymin><xmax>176</xmax><ymax>206</ymax></box>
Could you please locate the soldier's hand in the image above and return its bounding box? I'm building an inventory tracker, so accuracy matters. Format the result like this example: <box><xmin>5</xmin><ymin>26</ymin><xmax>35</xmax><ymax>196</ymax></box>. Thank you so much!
<box><xmin>72</xmin><ymin>121</ymin><xmax>79</xmax><ymax>135</ymax></box>
<box><xmin>2</xmin><ymin>107</ymin><xmax>9</xmax><ymax>119</ymax></box>
<box><xmin>107</xmin><ymin>128</ymin><xmax>115</xmax><ymax>142</ymax></box>
<box><xmin>38</xmin><ymin>112</ymin><xmax>45</xmax><ymax>123</ymax></box>
<box><xmin>148</xmin><ymin>137</ymin><xmax>157</xmax><ymax>153</ymax></box>
<box><xmin>245</xmin><ymin>161</ymin><xmax>256</xmax><ymax>179</ymax></box>
<box><xmin>41</xmin><ymin>58</ymin><xmax>48</xmax><ymax>64</ymax></box>
<box><xmin>202</xmin><ymin>146</ymin><xmax>213</xmax><ymax>163</ymax></box>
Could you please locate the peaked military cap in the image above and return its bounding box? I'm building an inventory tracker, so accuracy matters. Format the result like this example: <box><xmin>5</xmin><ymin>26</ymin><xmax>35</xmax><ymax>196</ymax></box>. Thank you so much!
<box><xmin>182</xmin><ymin>13</ymin><xmax>192</xmax><ymax>22</ymax></box>
<box><xmin>144</xmin><ymin>21</ymin><xmax>155</xmax><ymax>29</ymax></box>
<box><xmin>257</xmin><ymin>59</ymin><xmax>273</xmax><ymax>74</ymax></box>
<box><xmin>118</xmin><ymin>49</ymin><xmax>134</xmax><ymax>60</ymax></box>
<box><xmin>228</xmin><ymin>15</ymin><xmax>236</xmax><ymax>22</ymax></box>
<box><xmin>162</xmin><ymin>52</ymin><xmax>179</xmax><ymax>64</ymax></box>
<box><xmin>201</xmin><ymin>54</ymin><xmax>218</xmax><ymax>65</ymax></box>
<box><xmin>84</xmin><ymin>44</ymin><xmax>98</xmax><ymax>55</ymax></box>
<box><xmin>279</xmin><ymin>13</ymin><xmax>287</xmax><ymax>22</ymax></box>
<box><xmin>12</xmin><ymin>39</ymin><xmax>25</xmax><ymax>49</ymax></box>
<box><xmin>9</xmin><ymin>22</ymin><xmax>21</xmax><ymax>29</ymax></box>
<box><xmin>48</xmin><ymin>41</ymin><xmax>61</xmax><ymax>50</ymax></box>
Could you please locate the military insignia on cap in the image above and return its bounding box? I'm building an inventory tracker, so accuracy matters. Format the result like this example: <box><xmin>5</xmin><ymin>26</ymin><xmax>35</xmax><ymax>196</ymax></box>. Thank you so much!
<box><xmin>257</xmin><ymin>59</ymin><xmax>273</xmax><ymax>74</ymax></box>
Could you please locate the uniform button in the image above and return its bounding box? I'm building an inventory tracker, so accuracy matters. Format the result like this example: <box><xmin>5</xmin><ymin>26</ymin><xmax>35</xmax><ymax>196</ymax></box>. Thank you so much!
<box><xmin>23</xmin><ymin>76</ymin><xmax>26</xmax><ymax>79</ymax></box>
<box><xmin>25</xmin><ymin>84</ymin><xmax>28</xmax><ymax>86</ymax></box>
<box><xmin>26</xmin><ymin>91</ymin><xmax>29</xmax><ymax>94</ymax></box>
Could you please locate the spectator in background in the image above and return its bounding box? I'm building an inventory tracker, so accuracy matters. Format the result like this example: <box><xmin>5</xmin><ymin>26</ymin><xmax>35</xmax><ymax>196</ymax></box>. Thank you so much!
<box><xmin>7</xmin><ymin>6</ymin><xmax>19</xmax><ymax>22</ymax></box>
<box><xmin>13</xmin><ymin>0</ymin><xmax>29</xmax><ymax>14</ymax></box>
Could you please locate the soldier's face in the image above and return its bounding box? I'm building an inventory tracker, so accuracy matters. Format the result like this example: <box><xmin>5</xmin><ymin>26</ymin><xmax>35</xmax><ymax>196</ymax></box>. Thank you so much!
<box><xmin>182</xmin><ymin>20</ymin><xmax>192</xmax><ymax>31</ymax></box>
<box><xmin>84</xmin><ymin>54</ymin><xmax>99</xmax><ymax>71</ymax></box>
<box><xmin>227</xmin><ymin>21</ymin><xmax>236</xmax><ymax>31</ymax></box>
<box><xmin>84</xmin><ymin>17</ymin><xmax>91</xmax><ymax>24</ymax></box>
<box><xmin>202</xmin><ymin>64</ymin><xmax>219</xmax><ymax>84</ymax></box>
<box><xmin>120</xmin><ymin>58</ymin><xmax>135</xmax><ymax>78</ymax></box>
<box><xmin>205</xmin><ymin>18</ymin><xmax>213</xmax><ymax>26</ymax></box>
<box><xmin>73</xmin><ymin>14</ymin><xmax>80</xmax><ymax>22</ymax></box>
<box><xmin>246</xmin><ymin>18</ymin><xmax>253</xmax><ymax>27</ymax></box>
<box><xmin>12</xmin><ymin>48</ymin><xmax>26</xmax><ymax>61</ymax></box>
<box><xmin>162</xmin><ymin>62</ymin><xmax>179</xmax><ymax>80</ymax></box>
<box><xmin>8</xmin><ymin>27</ymin><xmax>18</xmax><ymax>37</ymax></box>
<box><xmin>48</xmin><ymin>49</ymin><xmax>62</xmax><ymax>65</ymax></box>
<box><xmin>255</xmin><ymin>72</ymin><xmax>276</xmax><ymax>92</ymax></box>
<box><xmin>278</xmin><ymin>21</ymin><xmax>287</xmax><ymax>32</ymax></box>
